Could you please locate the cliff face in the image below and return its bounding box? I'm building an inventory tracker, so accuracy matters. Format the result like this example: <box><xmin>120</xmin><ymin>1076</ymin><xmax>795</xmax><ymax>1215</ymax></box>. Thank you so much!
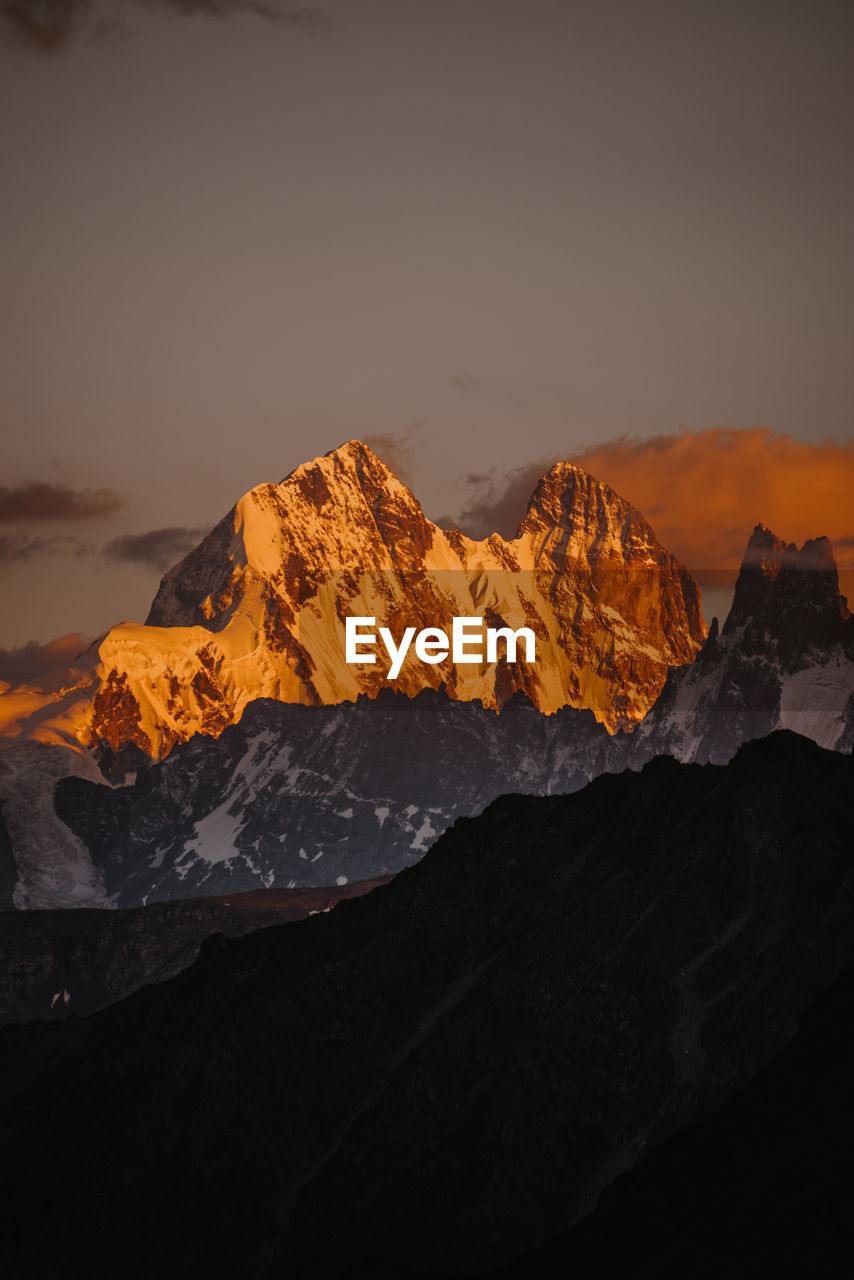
<box><xmin>0</xmin><ymin>441</ymin><xmax>705</xmax><ymax>758</ymax></box>
<box><xmin>633</xmin><ymin>524</ymin><xmax>854</xmax><ymax>764</ymax></box>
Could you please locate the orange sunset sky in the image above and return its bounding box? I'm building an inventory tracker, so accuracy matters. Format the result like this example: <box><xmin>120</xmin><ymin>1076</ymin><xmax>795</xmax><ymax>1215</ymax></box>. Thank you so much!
<box><xmin>1</xmin><ymin>1</ymin><xmax>852</xmax><ymax>668</ymax></box>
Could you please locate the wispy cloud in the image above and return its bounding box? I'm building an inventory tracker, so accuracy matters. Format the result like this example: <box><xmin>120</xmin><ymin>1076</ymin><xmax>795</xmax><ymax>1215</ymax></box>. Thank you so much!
<box><xmin>1</xmin><ymin>0</ymin><xmax>327</xmax><ymax>53</ymax></box>
<box><xmin>437</xmin><ymin>457</ymin><xmax>557</xmax><ymax>540</ymax></box>
<box><xmin>0</xmin><ymin>531</ymin><xmax>92</xmax><ymax>564</ymax></box>
<box><xmin>450</xmin><ymin>371</ymin><xmax>483</xmax><ymax>395</ymax></box>
<box><xmin>103</xmin><ymin>525</ymin><xmax>208</xmax><ymax>571</ymax></box>
<box><xmin>1</xmin><ymin>0</ymin><xmax>86</xmax><ymax>51</ymax></box>
<box><xmin>149</xmin><ymin>1</ymin><xmax>326</xmax><ymax>22</ymax></box>
<box><xmin>0</xmin><ymin>480</ymin><xmax>124</xmax><ymax>522</ymax></box>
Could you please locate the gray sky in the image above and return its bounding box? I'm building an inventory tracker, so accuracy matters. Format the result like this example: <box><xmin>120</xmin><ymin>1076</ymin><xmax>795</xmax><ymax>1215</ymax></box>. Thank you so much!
<box><xmin>2</xmin><ymin>0</ymin><xmax>853</xmax><ymax>655</ymax></box>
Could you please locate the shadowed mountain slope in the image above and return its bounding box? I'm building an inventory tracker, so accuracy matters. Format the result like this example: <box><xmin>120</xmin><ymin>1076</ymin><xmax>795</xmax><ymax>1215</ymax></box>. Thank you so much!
<box><xmin>0</xmin><ymin>731</ymin><xmax>852</xmax><ymax>1278</ymax></box>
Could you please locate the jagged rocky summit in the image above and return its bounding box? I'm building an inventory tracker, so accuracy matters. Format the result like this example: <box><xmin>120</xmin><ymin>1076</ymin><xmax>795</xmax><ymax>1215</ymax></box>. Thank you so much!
<box><xmin>0</xmin><ymin>440</ymin><xmax>705</xmax><ymax>757</ymax></box>
<box><xmin>633</xmin><ymin>523</ymin><xmax>854</xmax><ymax>763</ymax></box>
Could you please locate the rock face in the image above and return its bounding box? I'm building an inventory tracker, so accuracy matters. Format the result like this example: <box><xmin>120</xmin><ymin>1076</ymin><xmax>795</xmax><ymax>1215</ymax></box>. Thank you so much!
<box><xmin>52</xmin><ymin>688</ymin><xmax>615</xmax><ymax>909</ymax></box>
<box><xmin>1</xmin><ymin>731</ymin><xmax>852</xmax><ymax>1278</ymax></box>
<box><xmin>0</xmin><ymin>881</ymin><xmax>387</xmax><ymax>1026</ymax></box>
<box><xmin>0</xmin><ymin>441</ymin><xmax>705</xmax><ymax>757</ymax></box>
<box><xmin>633</xmin><ymin>524</ymin><xmax>854</xmax><ymax>763</ymax></box>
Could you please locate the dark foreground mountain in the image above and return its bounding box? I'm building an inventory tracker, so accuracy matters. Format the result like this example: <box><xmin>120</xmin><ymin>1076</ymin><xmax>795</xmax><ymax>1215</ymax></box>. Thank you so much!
<box><xmin>634</xmin><ymin>524</ymin><xmax>854</xmax><ymax>763</ymax></box>
<box><xmin>52</xmin><ymin>688</ymin><xmax>614</xmax><ymax>907</ymax></box>
<box><xmin>504</xmin><ymin>959</ymin><xmax>854</xmax><ymax>1278</ymax></box>
<box><xmin>1</xmin><ymin>731</ymin><xmax>852</xmax><ymax>1278</ymax></box>
<box><xmin>0</xmin><ymin>879</ymin><xmax>387</xmax><ymax>1026</ymax></box>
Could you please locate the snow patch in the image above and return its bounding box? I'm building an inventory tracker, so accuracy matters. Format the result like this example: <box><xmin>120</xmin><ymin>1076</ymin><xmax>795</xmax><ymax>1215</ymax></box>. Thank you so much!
<box><xmin>410</xmin><ymin>813</ymin><xmax>438</xmax><ymax>852</ymax></box>
<box><xmin>183</xmin><ymin>799</ymin><xmax>245</xmax><ymax>866</ymax></box>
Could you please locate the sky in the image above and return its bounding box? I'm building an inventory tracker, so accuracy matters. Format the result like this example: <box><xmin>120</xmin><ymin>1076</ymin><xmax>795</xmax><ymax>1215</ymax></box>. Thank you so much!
<box><xmin>1</xmin><ymin>0</ymin><xmax>853</xmax><ymax>667</ymax></box>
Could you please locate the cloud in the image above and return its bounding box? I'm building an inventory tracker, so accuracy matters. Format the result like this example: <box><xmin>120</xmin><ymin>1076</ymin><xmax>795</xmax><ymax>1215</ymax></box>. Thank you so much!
<box><xmin>1</xmin><ymin>0</ymin><xmax>325</xmax><ymax>52</ymax></box>
<box><xmin>1</xmin><ymin>0</ymin><xmax>86</xmax><ymax>51</ymax></box>
<box><xmin>0</xmin><ymin>481</ymin><xmax>123</xmax><ymax>522</ymax></box>
<box><xmin>0</xmin><ymin>532</ymin><xmax>49</xmax><ymax>564</ymax></box>
<box><xmin>0</xmin><ymin>531</ymin><xmax>91</xmax><ymax>564</ymax></box>
<box><xmin>147</xmin><ymin>1</ymin><xmax>326</xmax><ymax>21</ymax></box>
<box><xmin>437</xmin><ymin>428</ymin><xmax>854</xmax><ymax>572</ymax></box>
<box><xmin>451</xmin><ymin>372</ymin><xmax>483</xmax><ymax>395</ymax></box>
<box><xmin>439</xmin><ymin>457</ymin><xmax>558</xmax><ymax>540</ymax></box>
<box><xmin>0</xmin><ymin>632</ymin><xmax>92</xmax><ymax>685</ymax></box>
<box><xmin>362</xmin><ymin>423</ymin><xmax>423</xmax><ymax>487</ymax></box>
<box><xmin>569</xmin><ymin>428</ymin><xmax>854</xmax><ymax>570</ymax></box>
<box><xmin>103</xmin><ymin>525</ymin><xmax>208</xmax><ymax>571</ymax></box>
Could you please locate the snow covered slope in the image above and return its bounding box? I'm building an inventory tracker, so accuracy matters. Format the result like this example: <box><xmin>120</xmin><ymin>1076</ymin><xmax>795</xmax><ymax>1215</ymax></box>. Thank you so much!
<box><xmin>633</xmin><ymin>525</ymin><xmax>854</xmax><ymax>763</ymax></box>
<box><xmin>0</xmin><ymin>441</ymin><xmax>705</xmax><ymax>757</ymax></box>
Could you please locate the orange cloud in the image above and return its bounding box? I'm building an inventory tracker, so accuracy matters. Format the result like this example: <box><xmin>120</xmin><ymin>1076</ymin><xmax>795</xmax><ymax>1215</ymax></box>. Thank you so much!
<box><xmin>571</xmin><ymin>428</ymin><xmax>854</xmax><ymax>572</ymax></box>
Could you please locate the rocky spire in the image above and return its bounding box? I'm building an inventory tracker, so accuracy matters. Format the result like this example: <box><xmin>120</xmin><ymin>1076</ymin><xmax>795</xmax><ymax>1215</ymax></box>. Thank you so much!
<box><xmin>723</xmin><ymin>524</ymin><xmax>852</xmax><ymax>662</ymax></box>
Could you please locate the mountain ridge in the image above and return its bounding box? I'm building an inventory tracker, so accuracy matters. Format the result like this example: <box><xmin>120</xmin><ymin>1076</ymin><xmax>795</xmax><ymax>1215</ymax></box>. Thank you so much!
<box><xmin>0</xmin><ymin>440</ymin><xmax>705</xmax><ymax>757</ymax></box>
<box><xmin>1</xmin><ymin>730</ymin><xmax>852</xmax><ymax>1277</ymax></box>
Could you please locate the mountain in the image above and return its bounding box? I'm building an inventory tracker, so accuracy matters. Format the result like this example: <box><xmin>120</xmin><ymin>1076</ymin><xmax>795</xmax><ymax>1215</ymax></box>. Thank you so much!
<box><xmin>0</xmin><ymin>802</ymin><xmax>15</xmax><ymax>912</ymax></box>
<box><xmin>4</xmin><ymin>516</ymin><xmax>851</xmax><ymax>913</ymax></box>
<box><xmin>632</xmin><ymin>524</ymin><xmax>854</xmax><ymax>764</ymax></box>
<box><xmin>48</xmin><ymin>688</ymin><xmax>614</xmax><ymax>910</ymax></box>
<box><xmin>491</xmin><ymin>958</ymin><xmax>854</xmax><ymax>1278</ymax></box>
<box><xmin>0</xmin><ymin>440</ymin><xmax>705</xmax><ymax>759</ymax></box>
<box><xmin>1</xmin><ymin>731</ymin><xmax>852</xmax><ymax>1278</ymax></box>
<box><xmin>0</xmin><ymin>880</ymin><xmax>387</xmax><ymax>1026</ymax></box>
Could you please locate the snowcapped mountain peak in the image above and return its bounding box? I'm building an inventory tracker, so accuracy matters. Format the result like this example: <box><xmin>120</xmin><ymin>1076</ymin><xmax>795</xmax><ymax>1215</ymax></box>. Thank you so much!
<box><xmin>147</xmin><ymin>439</ymin><xmax>437</xmax><ymax>631</ymax></box>
<box><xmin>0</xmin><ymin>441</ymin><xmax>706</xmax><ymax>756</ymax></box>
<box><xmin>519</xmin><ymin>460</ymin><xmax>666</xmax><ymax>564</ymax></box>
<box><xmin>279</xmin><ymin>438</ymin><xmax>420</xmax><ymax>514</ymax></box>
